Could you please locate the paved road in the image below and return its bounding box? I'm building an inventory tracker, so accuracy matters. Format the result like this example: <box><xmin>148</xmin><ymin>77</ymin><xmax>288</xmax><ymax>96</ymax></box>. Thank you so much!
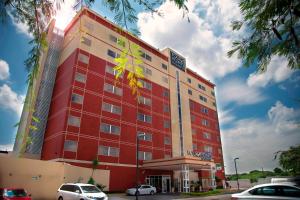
<box><xmin>108</xmin><ymin>193</ymin><xmax>231</xmax><ymax>200</ymax></box>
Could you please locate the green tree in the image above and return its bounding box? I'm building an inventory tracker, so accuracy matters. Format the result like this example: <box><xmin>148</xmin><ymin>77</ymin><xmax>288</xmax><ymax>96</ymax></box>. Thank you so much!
<box><xmin>228</xmin><ymin>0</ymin><xmax>300</xmax><ymax>72</ymax></box>
<box><xmin>273</xmin><ymin>167</ymin><xmax>283</xmax><ymax>175</ymax></box>
<box><xmin>274</xmin><ymin>145</ymin><xmax>300</xmax><ymax>176</ymax></box>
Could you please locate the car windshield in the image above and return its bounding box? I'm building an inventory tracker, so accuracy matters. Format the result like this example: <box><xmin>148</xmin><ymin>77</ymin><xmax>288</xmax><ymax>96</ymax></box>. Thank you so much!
<box><xmin>80</xmin><ymin>186</ymin><xmax>101</xmax><ymax>193</ymax></box>
<box><xmin>5</xmin><ymin>189</ymin><xmax>27</xmax><ymax>197</ymax></box>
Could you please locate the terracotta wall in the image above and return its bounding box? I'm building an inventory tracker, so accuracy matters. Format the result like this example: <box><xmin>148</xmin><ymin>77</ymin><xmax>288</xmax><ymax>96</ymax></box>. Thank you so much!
<box><xmin>0</xmin><ymin>156</ymin><xmax>109</xmax><ymax>200</ymax></box>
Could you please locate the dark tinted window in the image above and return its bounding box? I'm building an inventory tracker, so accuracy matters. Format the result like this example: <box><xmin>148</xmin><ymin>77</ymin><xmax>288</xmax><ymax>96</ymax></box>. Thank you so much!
<box><xmin>73</xmin><ymin>186</ymin><xmax>81</xmax><ymax>193</ymax></box>
<box><xmin>250</xmin><ymin>186</ymin><xmax>277</xmax><ymax>195</ymax></box>
<box><xmin>4</xmin><ymin>189</ymin><xmax>27</xmax><ymax>197</ymax></box>
<box><xmin>281</xmin><ymin>186</ymin><xmax>300</xmax><ymax>197</ymax></box>
<box><xmin>60</xmin><ymin>185</ymin><xmax>74</xmax><ymax>192</ymax></box>
<box><xmin>80</xmin><ymin>186</ymin><xmax>101</xmax><ymax>193</ymax></box>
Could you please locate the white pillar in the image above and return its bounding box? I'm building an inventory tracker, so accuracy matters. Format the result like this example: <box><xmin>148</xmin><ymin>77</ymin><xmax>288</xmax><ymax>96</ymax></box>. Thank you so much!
<box><xmin>182</xmin><ymin>164</ymin><xmax>190</xmax><ymax>193</ymax></box>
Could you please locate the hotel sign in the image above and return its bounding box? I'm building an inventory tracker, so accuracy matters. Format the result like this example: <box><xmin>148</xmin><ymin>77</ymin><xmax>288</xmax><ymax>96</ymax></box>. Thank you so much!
<box><xmin>170</xmin><ymin>50</ymin><xmax>186</xmax><ymax>71</ymax></box>
<box><xmin>187</xmin><ymin>150</ymin><xmax>212</xmax><ymax>161</ymax></box>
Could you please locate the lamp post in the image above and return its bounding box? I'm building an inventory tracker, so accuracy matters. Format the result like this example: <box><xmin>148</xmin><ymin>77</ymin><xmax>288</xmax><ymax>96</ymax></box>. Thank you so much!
<box><xmin>234</xmin><ymin>157</ymin><xmax>240</xmax><ymax>191</ymax></box>
<box><xmin>135</xmin><ymin>133</ymin><xmax>142</xmax><ymax>200</ymax></box>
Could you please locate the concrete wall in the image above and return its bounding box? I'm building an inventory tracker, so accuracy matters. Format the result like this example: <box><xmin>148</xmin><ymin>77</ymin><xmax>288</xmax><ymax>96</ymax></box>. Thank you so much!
<box><xmin>0</xmin><ymin>156</ymin><xmax>109</xmax><ymax>200</ymax></box>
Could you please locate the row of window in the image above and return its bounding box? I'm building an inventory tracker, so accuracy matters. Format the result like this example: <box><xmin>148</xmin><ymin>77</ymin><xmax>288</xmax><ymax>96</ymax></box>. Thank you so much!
<box><xmin>188</xmin><ymin>89</ymin><xmax>216</xmax><ymax>107</ymax></box>
<box><xmin>68</xmin><ymin>115</ymin><xmax>171</xmax><ymax>130</ymax></box>
<box><xmin>192</xmin><ymin>130</ymin><xmax>221</xmax><ymax>141</ymax></box>
<box><xmin>192</xmin><ymin>144</ymin><xmax>222</xmax><ymax>155</ymax></box>
<box><xmin>64</xmin><ymin>140</ymin><xmax>170</xmax><ymax>160</ymax></box>
<box><xmin>187</xmin><ymin>77</ymin><xmax>209</xmax><ymax>92</ymax></box>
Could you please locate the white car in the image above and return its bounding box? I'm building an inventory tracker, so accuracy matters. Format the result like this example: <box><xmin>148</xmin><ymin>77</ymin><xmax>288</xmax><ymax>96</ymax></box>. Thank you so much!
<box><xmin>126</xmin><ymin>185</ymin><xmax>156</xmax><ymax>195</ymax></box>
<box><xmin>57</xmin><ymin>183</ymin><xmax>108</xmax><ymax>200</ymax></box>
<box><xmin>231</xmin><ymin>182</ymin><xmax>300</xmax><ymax>199</ymax></box>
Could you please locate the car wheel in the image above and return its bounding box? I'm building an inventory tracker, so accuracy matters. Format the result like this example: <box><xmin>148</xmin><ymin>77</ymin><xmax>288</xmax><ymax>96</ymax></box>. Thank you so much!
<box><xmin>135</xmin><ymin>191</ymin><xmax>140</xmax><ymax>196</ymax></box>
<box><xmin>58</xmin><ymin>197</ymin><xmax>63</xmax><ymax>200</ymax></box>
<box><xmin>150</xmin><ymin>190</ymin><xmax>154</xmax><ymax>195</ymax></box>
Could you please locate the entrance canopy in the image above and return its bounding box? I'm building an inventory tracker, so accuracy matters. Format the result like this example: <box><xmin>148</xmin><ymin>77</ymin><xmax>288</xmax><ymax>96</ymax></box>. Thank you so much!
<box><xmin>142</xmin><ymin>156</ymin><xmax>215</xmax><ymax>171</ymax></box>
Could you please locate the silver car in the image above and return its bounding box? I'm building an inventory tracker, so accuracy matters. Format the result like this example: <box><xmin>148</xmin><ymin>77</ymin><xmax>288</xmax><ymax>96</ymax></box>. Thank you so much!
<box><xmin>231</xmin><ymin>183</ymin><xmax>300</xmax><ymax>199</ymax></box>
<box><xmin>126</xmin><ymin>185</ymin><xmax>156</xmax><ymax>195</ymax></box>
<box><xmin>57</xmin><ymin>183</ymin><xmax>108</xmax><ymax>200</ymax></box>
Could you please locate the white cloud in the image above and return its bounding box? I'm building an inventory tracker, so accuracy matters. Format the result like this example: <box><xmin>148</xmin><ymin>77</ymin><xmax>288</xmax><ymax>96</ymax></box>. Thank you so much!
<box><xmin>0</xmin><ymin>84</ymin><xmax>25</xmax><ymax>116</ymax></box>
<box><xmin>0</xmin><ymin>144</ymin><xmax>14</xmax><ymax>151</ymax></box>
<box><xmin>247</xmin><ymin>56</ymin><xmax>294</xmax><ymax>88</ymax></box>
<box><xmin>0</xmin><ymin>59</ymin><xmax>9</xmax><ymax>80</ymax></box>
<box><xmin>218</xmin><ymin>108</ymin><xmax>236</xmax><ymax>126</ymax></box>
<box><xmin>137</xmin><ymin>0</ymin><xmax>242</xmax><ymax>81</ymax></box>
<box><xmin>217</xmin><ymin>78</ymin><xmax>266</xmax><ymax>106</ymax></box>
<box><xmin>8</xmin><ymin>13</ymin><xmax>33</xmax><ymax>38</ymax></box>
<box><xmin>222</xmin><ymin>101</ymin><xmax>300</xmax><ymax>174</ymax></box>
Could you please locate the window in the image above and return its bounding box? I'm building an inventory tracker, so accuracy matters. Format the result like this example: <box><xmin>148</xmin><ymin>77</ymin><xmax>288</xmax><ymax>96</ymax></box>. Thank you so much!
<box><xmin>78</xmin><ymin>53</ymin><xmax>89</xmax><ymax>64</ymax></box>
<box><xmin>164</xmin><ymin>120</ymin><xmax>170</xmax><ymax>128</ymax></box>
<box><xmin>191</xmin><ymin>114</ymin><xmax>195</xmax><ymax>122</ymax></box>
<box><xmin>164</xmin><ymin>136</ymin><xmax>171</xmax><ymax>145</ymax></box>
<box><xmin>137</xmin><ymin>113</ymin><xmax>152</xmax><ymax>123</ymax></box>
<box><xmin>192</xmin><ymin>128</ymin><xmax>197</xmax><ymax>135</ymax></box>
<box><xmin>201</xmin><ymin>107</ymin><xmax>208</xmax><ymax>114</ymax></box>
<box><xmin>106</xmin><ymin>65</ymin><xmax>123</xmax><ymax>78</ymax></box>
<box><xmin>140</xmin><ymin>51</ymin><xmax>152</xmax><ymax>61</ymax></box>
<box><xmin>162</xmin><ymin>76</ymin><xmax>168</xmax><ymax>83</ymax></box>
<box><xmin>75</xmin><ymin>72</ymin><xmax>86</xmax><ymax>83</ymax></box>
<box><xmin>204</xmin><ymin>145</ymin><xmax>213</xmax><ymax>153</ymax></box>
<box><xmin>215</xmin><ymin>123</ymin><xmax>219</xmax><ymax>130</ymax></box>
<box><xmin>68</xmin><ymin>115</ymin><xmax>80</xmax><ymax>127</ymax></box>
<box><xmin>212</xmin><ymin>102</ymin><xmax>216</xmax><ymax>107</ymax></box>
<box><xmin>107</xmin><ymin>49</ymin><xmax>119</xmax><ymax>58</ymax></box>
<box><xmin>199</xmin><ymin>95</ymin><xmax>207</xmax><ymax>102</ymax></box>
<box><xmin>109</xmin><ymin>35</ymin><xmax>125</xmax><ymax>47</ymax></box>
<box><xmin>163</xmin><ymin>104</ymin><xmax>170</xmax><ymax>113</ymax></box>
<box><xmin>203</xmin><ymin>132</ymin><xmax>211</xmax><ymax>139</ymax></box>
<box><xmin>71</xmin><ymin>93</ymin><xmax>83</xmax><ymax>104</ymax></box>
<box><xmin>100</xmin><ymin>123</ymin><xmax>120</xmax><ymax>135</ymax></box>
<box><xmin>202</xmin><ymin>119</ymin><xmax>209</xmax><ymax>126</ymax></box>
<box><xmin>102</xmin><ymin>102</ymin><xmax>121</xmax><ymax>115</ymax></box>
<box><xmin>81</xmin><ymin>37</ymin><xmax>91</xmax><ymax>46</ymax></box>
<box><xmin>163</xmin><ymin>89</ymin><xmax>169</xmax><ymax>98</ymax></box>
<box><xmin>137</xmin><ymin>131</ymin><xmax>152</xmax><ymax>141</ymax></box>
<box><xmin>104</xmin><ymin>83</ymin><xmax>123</xmax><ymax>96</ymax></box>
<box><xmin>99</xmin><ymin>146</ymin><xmax>119</xmax><ymax>157</ymax></box>
<box><xmin>162</xmin><ymin>63</ymin><xmax>168</xmax><ymax>70</ymax></box>
<box><xmin>198</xmin><ymin>84</ymin><xmax>206</xmax><ymax>91</ymax></box>
<box><xmin>138</xmin><ymin>96</ymin><xmax>151</xmax><ymax>106</ymax></box>
<box><xmin>138</xmin><ymin>151</ymin><xmax>152</xmax><ymax>160</ymax></box>
<box><xmin>64</xmin><ymin>140</ymin><xmax>78</xmax><ymax>152</ymax></box>
<box><xmin>188</xmin><ymin>89</ymin><xmax>192</xmax><ymax>95</ymax></box>
<box><xmin>281</xmin><ymin>186</ymin><xmax>300</xmax><ymax>197</ymax></box>
<box><xmin>211</xmin><ymin>91</ymin><xmax>215</xmax><ymax>96</ymax></box>
<box><xmin>139</xmin><ymin>80</ymin><xmax>152</xmax><ymax>90</ymax></box>
<box><xmin>193</xmin><ymin>143</ymin><xmax>197</xmax><ymax>150</ymax></box>
<box><xmin>187</xmin><ymin>78</ymin><xmax>191</xmax><ymax>83</ymax></box>
<box><xmin>144</xmin><ymin>67</ymin><xmax>152</xmax><ymax>75</ymax></box>
<box><xmin>217</xmin><ymin>136</ymin><xmax>220</xmax><ymax>142</ymax></box>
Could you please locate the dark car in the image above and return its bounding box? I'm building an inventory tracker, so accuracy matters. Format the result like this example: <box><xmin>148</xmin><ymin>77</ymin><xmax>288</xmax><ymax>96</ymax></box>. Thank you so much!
<box><xmin>0</xmin><ymin>188</ymin><xmax>31</xmax><ymax>200</ymax></box>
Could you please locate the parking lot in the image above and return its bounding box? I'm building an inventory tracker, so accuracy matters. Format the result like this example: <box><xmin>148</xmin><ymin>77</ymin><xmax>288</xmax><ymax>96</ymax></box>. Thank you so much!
<box><xmin>108</xmin><ymin>193</ymin><xmax>232</xmax><ymax>200</ymax></box>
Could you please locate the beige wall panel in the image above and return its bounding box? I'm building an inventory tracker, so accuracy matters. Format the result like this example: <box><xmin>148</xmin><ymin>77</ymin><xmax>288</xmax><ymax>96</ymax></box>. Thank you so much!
<box><xmin>59</xmin><ymin>33</ymin><xmax>81</xmax><ymax>65</ymax></box>
<box><xmin>0</xmin><ymin>156</ymin><xmax>110</xmax><ymax>200</ymax></box>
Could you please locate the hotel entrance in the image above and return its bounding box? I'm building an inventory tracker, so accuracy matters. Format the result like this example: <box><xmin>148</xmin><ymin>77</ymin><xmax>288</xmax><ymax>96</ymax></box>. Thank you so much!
<box><xmin>146</xmin><ymin>175</ymin><xmax>171</xmax><ymax>193</ymax></box>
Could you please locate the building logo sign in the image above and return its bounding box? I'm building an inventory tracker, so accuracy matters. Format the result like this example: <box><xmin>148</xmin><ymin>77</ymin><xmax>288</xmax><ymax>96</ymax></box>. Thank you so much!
<box><xmin>187</xmin><ymin>150</ymin><xmax>212</xmax><ymax>161</ymax></box>
<box><xmin>170</xmin><ymin>50</ymin><xmax>186</xmax><ymax>71</ymax></box>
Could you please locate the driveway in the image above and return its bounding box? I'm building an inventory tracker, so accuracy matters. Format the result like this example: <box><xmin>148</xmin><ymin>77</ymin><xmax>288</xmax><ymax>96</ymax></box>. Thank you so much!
<box><xmin>108</xmin><ymin>193</ymin><xmax>231</xmax><ymax>200</ymax></box>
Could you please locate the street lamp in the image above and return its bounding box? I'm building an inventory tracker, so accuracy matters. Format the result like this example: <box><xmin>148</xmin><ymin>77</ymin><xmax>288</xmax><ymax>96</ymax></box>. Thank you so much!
<box><xmin>135</xmin><ymin>133</ymin><xmax>143</xmax><ymax>200</ymax></box>
<box><xmin>234</xmin><ymin>157</ymin><xmax>240</xmax><ymax>191</ymax></box>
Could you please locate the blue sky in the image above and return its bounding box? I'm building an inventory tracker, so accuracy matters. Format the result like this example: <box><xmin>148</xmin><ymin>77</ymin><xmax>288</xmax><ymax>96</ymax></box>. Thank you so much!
<box><xmin>0</xmin><ymin>0</ymin><xmax>299</xmax><ymax>174</ymax></box>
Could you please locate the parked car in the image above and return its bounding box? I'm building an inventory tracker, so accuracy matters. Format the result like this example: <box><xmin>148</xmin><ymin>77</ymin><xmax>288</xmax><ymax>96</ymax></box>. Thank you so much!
<box><xmin>231</xmin><ymin>182</ymin><xmax>300</xmax><ymax>199</ymax></box>
<box><xmin>126</xmin><ymin>185</ymin><xmax>156</xmax><ymax>196</ymax></box>
<box><xmin>0</xmin><ymin>188</ymin><xmax>31</xmax><ymax>200</ymax></box>
<box><xmin>57</xmin><ymin>183</ymin><xmax>108</xmax><ymax>200</ymax></box>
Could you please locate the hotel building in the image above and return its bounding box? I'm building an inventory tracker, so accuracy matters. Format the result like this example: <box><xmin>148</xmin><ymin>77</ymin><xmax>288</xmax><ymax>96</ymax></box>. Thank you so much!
<box><xmin>14</xmin><ymin>7</ymin><xmax>225</xmax><ymax>192</ymax></box>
